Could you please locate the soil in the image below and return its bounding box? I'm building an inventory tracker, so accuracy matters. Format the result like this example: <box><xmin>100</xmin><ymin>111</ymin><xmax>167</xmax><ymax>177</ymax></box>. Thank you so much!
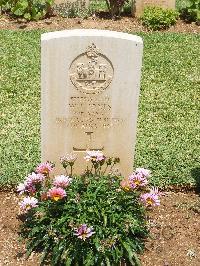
<box><xmin>0</xmin><ymin>13</ymin><xmax>200</xmax><ymax>33</ymax></box>
<box><xmin>0</xmin><ymin>190</ymin><xmax>200</xmax><ymax>266</ymax></box>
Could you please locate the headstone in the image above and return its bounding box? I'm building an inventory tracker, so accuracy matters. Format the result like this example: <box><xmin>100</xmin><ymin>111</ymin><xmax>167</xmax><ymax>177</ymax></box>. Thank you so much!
<box><xmin>41</xmin><ymin>29</ymin><xmax>143</xmax><ymax>177</ymax></box>
<box><xmin>133</xmin><ymin>0</ymin><xmax>176</xmax><ymax>17</ymax></box>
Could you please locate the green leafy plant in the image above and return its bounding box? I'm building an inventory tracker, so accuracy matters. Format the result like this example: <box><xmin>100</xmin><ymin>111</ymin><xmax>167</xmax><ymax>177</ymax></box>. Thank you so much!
<box><xmin>141</xmin><ymin>6</ymin><xmax>179</xmax><ymax>30</ymax></box>
<box><xmin>0</xmin><ymin>0</ymin><xmax>12</xmax><ymax>12</ymax></box>
<box><xmin>0</xmin><ymin>0</ymin><xmax>54</xmax><ymax>20</ymax></box>
<box><xmin>17</xmin><ymin>151</ymin><xmax>161</xmax><ymax>265</ymax></box>
<box><xmin>180</xmin><ymin>0</ymin><xmax>200</xmax><ymax>24</ymax></box>
<box><xmin>54</xmin><ymin>0</ymin><xmax>93</xmax><ymax>19</ymax></box>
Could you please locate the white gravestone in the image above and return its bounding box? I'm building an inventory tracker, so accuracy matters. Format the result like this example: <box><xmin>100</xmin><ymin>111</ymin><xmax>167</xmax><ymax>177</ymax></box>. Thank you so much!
<box><xmin>133</xmin><ymin>0</ymin><xmax>175</xmax><ymax>17</ymax></box>
<box><xmin>41</xmin><ymin>29</ymin><xmax>143</xmax><ymax>177</ymax></box>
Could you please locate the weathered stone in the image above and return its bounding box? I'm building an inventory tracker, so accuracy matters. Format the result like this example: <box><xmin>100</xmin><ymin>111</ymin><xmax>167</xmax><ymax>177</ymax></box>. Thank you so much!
<box><xmin>132</xmin><ymin>0</ymin><xmax>176</xmax><ymax>17</ymax></box>
<box><xmin>41</xmin><ymin>29</ymin><xmax>143</xmax><ymax>177</ymax></box>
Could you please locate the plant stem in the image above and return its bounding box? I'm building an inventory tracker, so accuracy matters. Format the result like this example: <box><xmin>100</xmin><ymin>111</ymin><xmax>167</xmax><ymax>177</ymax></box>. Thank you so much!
<box><xmin>70</xmin><ymin>165</ymin><xmax>73</xmax><ymax>176</ymax></box>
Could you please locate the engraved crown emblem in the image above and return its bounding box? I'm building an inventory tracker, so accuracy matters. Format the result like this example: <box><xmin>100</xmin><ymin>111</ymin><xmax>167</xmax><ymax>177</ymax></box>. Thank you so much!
<box><xmin>86</xmin><ymin>43</ymin><xmax>99</xmax><ymax>58</ymax></box>
<box><xmin>69</xmin><ymin>43</ymin><xmax>114</xmax><ymax>94</ymax></box>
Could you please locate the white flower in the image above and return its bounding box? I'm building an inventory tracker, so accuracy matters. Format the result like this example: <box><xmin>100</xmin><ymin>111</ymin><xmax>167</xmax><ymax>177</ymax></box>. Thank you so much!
<box><xmin>53</xmin><ymin>175</ymin><xmax>72</xmax><ymax>188</ymax></box>
<box><xmin>19</xmin><ymin>196</ymin><xmax>38</xmax><ymax>212</ymax></box>
<box><xmin>84</xmin><ymin>150</ymin><xmax>105</xmax><ymax>162</ymax></box>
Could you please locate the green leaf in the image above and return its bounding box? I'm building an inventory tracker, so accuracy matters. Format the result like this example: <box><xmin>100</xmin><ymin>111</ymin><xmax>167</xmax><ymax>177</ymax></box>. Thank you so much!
<box><xmin>121</xmin><ymin>241</ymin><xmax>141</xmax><ymax>266</ymax></box>
<box><xmin>105</xmin><ymin>256</ymin><xmax>111</xmax><ymax>266</ymax></box>
<box><xmin>40</xmin><ymin>242</ymin><xmax>51</xmax><ymax>264</ymax></box>
<box><xmin>103</xmin><ymin>213</ymin><xmax>107</xmax><ymax>227</ymax></box>
<box><xmin>23</xmin><ymin>12</ymin><xmax>31</xmax><ymax>20</ymax></box>
<box><xmin>26</xmin><ymin>238</ymin><xmax>44</xmax><ymax>258</ymax></box>
<box><xmin>65</xmin><ymin>257</ymin><xmax>72</xmax><ymax>266</ymax></box>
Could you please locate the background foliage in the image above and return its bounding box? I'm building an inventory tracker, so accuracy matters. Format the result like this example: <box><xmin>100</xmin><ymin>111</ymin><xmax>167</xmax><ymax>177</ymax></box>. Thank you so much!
<box><xmin>0</xmin><ymin>31</ymin><xmax>199</xmax><ymax>188</ymax></box>
<box><xmin>1</xmin><ymin>0</ymin><xmax>199</xmax><ymax>21</ymax></box>
<box><xmin>141</xmin><ymin>6</ymin><xmax>179</xmax><ymax>30</ymax></box>
<box><xmin>53</xmin><ymin>0</ymin><xmax>93</xmax><ymax>19</ymax></box>
<box><xmin>179</xmin><ymin>0</ymin><xmax>200</xmax><ymax>24</ymax></box>
<box><xmin>0</xmin><ymin>0</ymin><xmax>53</xmax><ymax>20</ymax></box>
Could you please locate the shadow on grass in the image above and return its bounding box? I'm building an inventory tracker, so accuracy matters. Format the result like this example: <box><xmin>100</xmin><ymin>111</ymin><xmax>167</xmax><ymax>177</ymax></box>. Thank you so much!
<box><xmin>191</xmin><ymin>167</ymin><xmax>200</xmax><ymax>194</ymax></box>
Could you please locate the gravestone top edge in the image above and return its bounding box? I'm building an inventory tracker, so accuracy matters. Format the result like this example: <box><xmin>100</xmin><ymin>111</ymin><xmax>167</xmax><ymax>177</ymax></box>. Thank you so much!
<box><xmin>41</xmin><ymin>29</ymin><xmax>143</xmax><ymax>44</ymax></box>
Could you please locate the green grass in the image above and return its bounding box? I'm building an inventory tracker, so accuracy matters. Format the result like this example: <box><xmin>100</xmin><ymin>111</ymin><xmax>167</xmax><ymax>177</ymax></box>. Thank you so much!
<box><xmin>0</xmin><ymin>31</ymin><xmax>199</xmax><ymax>188</ymax></box>
<box><xmin>0</xmin><ymin>31</ymin><xmax>42</xmax><ymax>187</ymax></box>
<box><xmin>134</xmin><ymin>32</ymin><xmax>200</xmax><ymax>187</ymax></box>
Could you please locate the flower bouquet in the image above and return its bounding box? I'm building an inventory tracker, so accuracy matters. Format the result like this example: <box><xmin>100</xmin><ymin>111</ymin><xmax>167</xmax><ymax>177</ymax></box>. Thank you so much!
<box><xmin>17</xmin><ymin>151</ymin><xmax>161</xmax><ymax>265</ymax></box>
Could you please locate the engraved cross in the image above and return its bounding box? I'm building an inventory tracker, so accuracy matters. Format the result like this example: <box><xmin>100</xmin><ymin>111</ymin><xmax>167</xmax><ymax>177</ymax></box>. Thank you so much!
<box><xmin>73</xmin><ymin>131</ymin><xmax>104</xmax><ymax>152</ymax></box>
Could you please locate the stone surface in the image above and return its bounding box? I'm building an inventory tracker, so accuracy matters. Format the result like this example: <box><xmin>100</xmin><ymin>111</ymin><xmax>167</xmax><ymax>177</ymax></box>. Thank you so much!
<box><xmin>41</xmin><ymin>29</ymin><xmax>143</xmax><ymax>177</ymax></box>
<box><xmin>133</xmin><ymin>0</ymin><xmax>176</xmax><ymax>17</ymax></box>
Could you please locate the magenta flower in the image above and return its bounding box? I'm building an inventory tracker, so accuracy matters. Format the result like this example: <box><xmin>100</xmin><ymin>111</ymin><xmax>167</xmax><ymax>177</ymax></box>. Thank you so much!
<box><xmin>135</xmin><ymin>168</ymin><xmax>151</xmax><ymax>178</ymax></box>
<box><xmin>84</xmin><ymin>150</ymin><xmax>105</xmax><ymax>162</ymax></box>
<box><xmin>19</xmin><ymin>196</ymin><xmax>38</xmax><ymax>212</ymax></box>
<box><xmin>74</xmin><ymin>224</ymin><xmax>95</xmax><ymax>241</ymax></box>
<box><xmin>25</xmin><ymin>172</ymin><xmax>45</xmax><ymax>186</ymax></box>
<box><xmin>140</xmin><ymin>187</ymin><xmax>160</xmax><ymax>207</ymax></box>
<box><xmin>129</xmin><ymin>173</ymin><xmax>148</xmax><ymax>188</ymax></box>
<box><xmin>36</xmin><ymin>162</ymin><xmax>54</xmax><ymax>175</ymax></box>
<box><xmin>53</xmin><ymin>175</ymin><xmax>72</xmax><ymax>188</ymax></box>
<box><xmin>47</xmin><ymin>187</ymin><xmax>66</xmax><ymax>201</ymax></box>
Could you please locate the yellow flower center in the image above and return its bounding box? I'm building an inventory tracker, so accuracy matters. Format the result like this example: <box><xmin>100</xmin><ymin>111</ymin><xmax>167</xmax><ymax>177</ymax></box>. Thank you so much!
<box><xmin>53</xmin><ymin>195</ymin><xmax>61</xmax><ymax>201</ymax></box>
<box><xmin>135</xmin><ymin>180</ymin><xmax>141</xmax><ymax>185</ymax></box>
<box><xmin>147</xmin><ymin>198</ymin><xmax>154</xmax><ymax>205</ymax></box>
<box><xmin>82</xmin><ymin>233</ymin><xmax>87</xmax><ymax>240</ymax></box>
<box><xmin>43</xmin><ymin>169</ymin><xmax>49</xmax><ymax>174</ymax></box>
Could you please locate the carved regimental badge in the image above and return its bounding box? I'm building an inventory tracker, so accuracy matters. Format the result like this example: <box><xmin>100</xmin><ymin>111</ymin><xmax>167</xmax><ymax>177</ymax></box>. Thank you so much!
<box><xmin>69</xmin><ymin>43</ymin><xmax>114</xmax><ymax>94</ymax></box>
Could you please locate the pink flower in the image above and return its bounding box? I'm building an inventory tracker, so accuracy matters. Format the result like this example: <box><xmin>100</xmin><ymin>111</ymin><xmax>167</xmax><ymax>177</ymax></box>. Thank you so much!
<box><xmin>120</xmin><ymin>177</ymin><xmax>132</xmax><ymax>191</ymax></box>
<box><xmin>47</xmin><ymin>187</ymin><xmax>66</xmax><ymax>201</ymax></box>
<box><xmin>140</xmin><ymin>187</ymin><xmax>160</xmax><ymax>207</ymax></box>
<box><xmin>19</xmin><ymin>196</ymin><xmax>38</xmax><ymax>212</ymax></box>
<box><xmin>25</xmin><ymin>172</ymin><xmax>45</xmax><ymax>186</ymax></box>
<box><xmin>26</xmin><ymin>184</ymin><xmax>37</xmax><ymax>195</ymax></box>
<box><xmin>53</xmin><ymin>175</ymin><xmax>72</xmax><ymax>188</ymax></box>
<box><xmin>120</xmin><ymin>171</ymin><xmax>148</xmax><ymax>191</ymax></box>
<box><xmin>135</xmin><ymin>168</ymin><xmax>151</xmax><ymax>178</ymax></box>
<box><xmin>84</xmin><ymin>150</ymin><xmax>105</xmax><ymax>162</ymax></box>
<box><xmin>17</xmin><ymin>181</ymin><xmax>36</xmax><ymax>195</ymax></box>
<box><xmin>74</xmin><ymin>224</ymin><xmax>95</xmax><ymax>241</ymax></box>
<box><xmin>129</xmin><ymin>173</ymin><xmax>148</xmax><ymax>188</ymax></box>
<box><xmin>36</xmin><ymin>162</ymin><xmax>54</xmax><ymax>175</ymax></box>
<box><xmin>60</xmin><ymin>153</ymin><xmax>77</xmax><ymax>167</ymax></box>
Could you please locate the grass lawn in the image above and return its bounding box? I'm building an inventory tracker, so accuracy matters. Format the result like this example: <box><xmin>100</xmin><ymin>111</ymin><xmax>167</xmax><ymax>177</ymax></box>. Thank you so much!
<box><xmin>0</xmin><ymin>30</ymin><xmax>199</xmax><ymax>188</ymax></box>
